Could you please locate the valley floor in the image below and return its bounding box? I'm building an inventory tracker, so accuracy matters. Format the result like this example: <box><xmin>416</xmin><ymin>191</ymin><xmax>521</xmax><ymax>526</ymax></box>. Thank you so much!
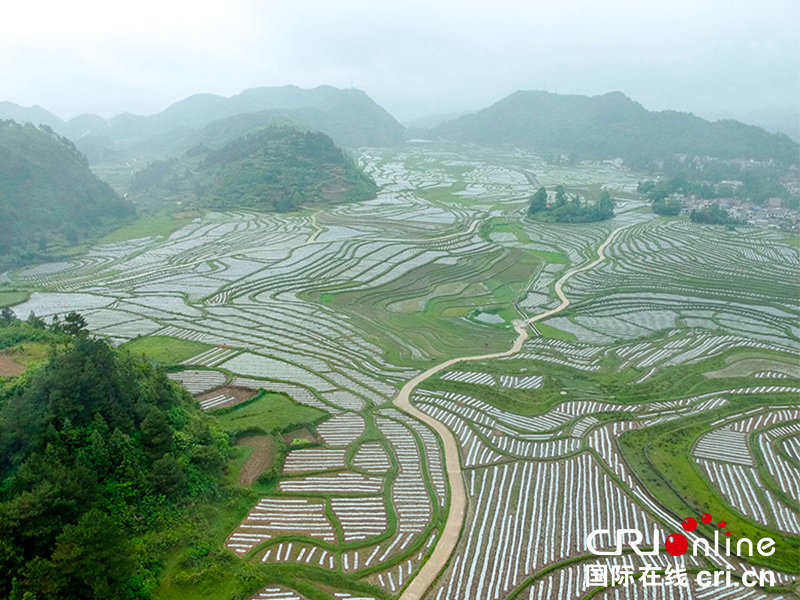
<box><xmin>4</xmin><ymin>144</ymin><xmax>799</xmax><ymax>600</ymax></box>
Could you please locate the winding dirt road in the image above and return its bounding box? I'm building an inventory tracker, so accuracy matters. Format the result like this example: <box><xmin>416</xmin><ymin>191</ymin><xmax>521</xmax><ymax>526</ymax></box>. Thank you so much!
<box><xmin>393</xmin><ymin>224</ymin><xmax>628</xmax><ymax>600</ymax></box>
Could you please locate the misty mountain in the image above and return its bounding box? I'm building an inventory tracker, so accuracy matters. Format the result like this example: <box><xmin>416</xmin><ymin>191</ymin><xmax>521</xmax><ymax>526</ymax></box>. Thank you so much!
<box><xmin>0</xmin><ymin>86</ymin><xmax>407</xmax><ymax>159</ymax></box>
<box><xmin>0</xmin><ymin>121</ymin><xmax>134</xmax><ymax>263</ymax></box>
<box><xmin>432</xmin><ymin>91</ymin><xmax>800</xmax><ymax>167</ymax></box>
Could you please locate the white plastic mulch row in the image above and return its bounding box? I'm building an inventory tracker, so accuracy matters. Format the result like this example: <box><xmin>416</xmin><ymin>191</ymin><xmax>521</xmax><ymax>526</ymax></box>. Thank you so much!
<box><xmin>182</xmin><ymin>346</ymin><xmax>239</xmax><ymax>367</ymax></box>
<box><xmin>226</xmin><ymin>497</ymin><xmax>335</xmax><ymax>554</ymax></box>
<box><xmin>330</xmin><ymin>496</ymin><xmax>388</xmax><ymax>541</ymax></box>
<box><xmin>278</xmin><ymin>472</ymin><xmax>383</xmax><ymax>494</ymax></box>
<box><xmin>316</xmin><ymin>412</ymin><xmax>366</xmax><ymax>447</ymax></box>
<box><xmin>199</xmin><ymin>393</ymin><xmax>236</xmax><ymax>410</ymax></box>
<box><xmin>352</xmin><ymin>442</ymin><xmax>392</xmax><ymax>474</ymax></box>
<box><xmin>375</xmin><ymin>416</ymin><xmax>433</xmax><ymax>535</ymax></box>
<box><xmin>282</xmin><ymin>449</ymin><xmax>347</xmax><ymax>473</ymax></box>
<box><xmin>693</xmin><ymin>427</ymin><xmax>754</xmax><ymax>465</ymax></box>
<box><xmin>167</xmin><ymin>370</ymin><xmax>226</xmax><ymax>395</ymax></box>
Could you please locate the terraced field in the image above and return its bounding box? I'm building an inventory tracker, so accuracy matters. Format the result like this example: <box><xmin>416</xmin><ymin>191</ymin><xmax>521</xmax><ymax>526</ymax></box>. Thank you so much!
<box><xmin>4</xmin><ymin>144</ymin><xmax>798</xmax><ymax>599</ymax></box>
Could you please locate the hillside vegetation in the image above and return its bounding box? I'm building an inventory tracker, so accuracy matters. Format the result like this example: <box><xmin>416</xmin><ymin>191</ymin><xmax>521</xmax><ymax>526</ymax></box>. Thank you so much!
<box><xmin>128</xmin><ymin>126</ymin><xmax>378</xmax><ymax>211</ymax></box>
<box><xmin>433</xmin><ymin>90</ymin><xmax>800</xmax><ymax>168</ymax></box>
<box><xmin>0</xmin><ymin>121</ymin><xmax>134</xmax><ymax>264</ymax></box>
<box><xmin>0</xmin><ymin>325</ymin><xmax>230</xmax><ymax>599</ymax></box>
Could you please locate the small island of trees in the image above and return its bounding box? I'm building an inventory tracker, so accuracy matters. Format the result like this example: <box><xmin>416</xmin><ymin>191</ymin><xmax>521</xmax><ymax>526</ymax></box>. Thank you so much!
<box><xmin>528</xmin><ymin>185</ymin><xmax>615</xmax><ymax>223</ymax></box>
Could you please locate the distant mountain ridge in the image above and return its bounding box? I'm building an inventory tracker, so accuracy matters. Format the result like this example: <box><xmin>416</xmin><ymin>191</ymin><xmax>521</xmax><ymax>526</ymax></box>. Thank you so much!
<box><xmin>432</xmin><ymin>90</ymin><xmax>800</xmax><ymax>167</ymax></box>
<box><xmin>0</xmin><ymin>86</ymin><xmax>407</xmax><ymax>159</ymax></box>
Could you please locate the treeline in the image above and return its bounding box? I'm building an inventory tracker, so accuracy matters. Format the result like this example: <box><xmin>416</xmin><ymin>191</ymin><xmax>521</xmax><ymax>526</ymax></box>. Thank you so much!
<box><xmin>0</xmin><ymin>121</ymin><xmax>134</xmax><ymax>266</ymax></box>
<box><xmin>0</xmin><ymin>317</ymin><xmax>229</xmax><ymax>599</ymax></box>
<box><xmin>128</xmin><ymin>126</ymin><xmax>378</xmax><ymax>212</ymax></box>
<box><xmin>689</xmin><ymin>204</ymin><xmax>742</xmax><ymax>225</ymax></box>
<box><xmin>637</xmin><ymin>161</ymin><xmax>799</xmax><ymax>208</ymax></box>
<box><xmin>528</xmin><ymin>185</ymin><xmax>615</xmax><ymax>223</ymax></box>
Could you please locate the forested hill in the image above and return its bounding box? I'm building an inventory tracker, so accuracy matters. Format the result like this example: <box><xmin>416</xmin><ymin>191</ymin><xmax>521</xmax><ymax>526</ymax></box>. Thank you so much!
<box><xmin>0</xmin><ymin>121</ymin><xmax>134</xmax><ymax>263</ymax></box>
<box><xmin>128</xmin><ymin>126</ymin><xmax>378</xmax><ymax>211</ymax></box>
<box><xmin>432</xmin><ymin>91</ymin><xmax>800</xmax><ymax>167</ymax></box>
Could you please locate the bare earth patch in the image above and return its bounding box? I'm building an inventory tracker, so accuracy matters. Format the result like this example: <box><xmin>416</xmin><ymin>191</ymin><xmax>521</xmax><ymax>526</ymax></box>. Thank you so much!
<box><xmin>235</xmin><ymin>435</ymin><xmax>278</xmax><ymax>486</ymax></box>
<box><xmin>282</xmin><ymin>426</ymin><xmax>319</xmax><ymax>446</ymax></box>
<box><xmin>0</xmin><ymin>356</ymin><xmax>26</xmax><ymax>377</ymax></box>
<box><xmin>704</xmin><ymin>358</ymin><xmax>800</xmax><ymax>379</ymax></box>
<box><xmin>195</xmin><ymin>386</ymin><xmax>257</xmax><ymax>410</ymax></box>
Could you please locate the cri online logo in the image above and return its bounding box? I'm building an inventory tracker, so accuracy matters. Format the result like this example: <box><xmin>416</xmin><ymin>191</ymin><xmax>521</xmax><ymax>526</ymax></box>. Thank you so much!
<box><xmin>587</xmin><ymin>512</ymin><xmax>776</xmax><ymax>558</ymax></box>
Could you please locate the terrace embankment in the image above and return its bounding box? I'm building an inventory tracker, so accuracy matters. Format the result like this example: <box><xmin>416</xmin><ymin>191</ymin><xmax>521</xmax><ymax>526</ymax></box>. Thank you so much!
<box><xmin>393</xmin><ymin>225</ymin><xmax>628</xmax><ymax>600</ymax></box>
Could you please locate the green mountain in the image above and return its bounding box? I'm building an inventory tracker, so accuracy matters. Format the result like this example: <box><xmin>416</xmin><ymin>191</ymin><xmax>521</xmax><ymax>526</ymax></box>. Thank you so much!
<box><xmin>0</xmin><ymin>121</ymin><xmax>134</xmax><ymax>262</ymax></box>
<box><xmin>129</xmin><ymin>126</ymin><xmax>378</xmax><ymax>211</ymax></box>
<box><xmin>432</xmin><ymin>91</ymin><xmax>800</xmax><ymax>167</ymax></box>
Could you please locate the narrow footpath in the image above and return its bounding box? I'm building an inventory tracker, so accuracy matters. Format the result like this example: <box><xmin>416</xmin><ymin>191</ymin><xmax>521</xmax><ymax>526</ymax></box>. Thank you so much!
<box><xmin>393</xmin><ymin>225</ymin><xmax>628</xmax><ymax>600</ymax></box>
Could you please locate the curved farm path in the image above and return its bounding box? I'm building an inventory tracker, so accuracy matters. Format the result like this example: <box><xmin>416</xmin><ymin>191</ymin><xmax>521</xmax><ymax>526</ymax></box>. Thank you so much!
<box><xmin>393</xmin><ymin>224</ymin><xmax>628</xmax><ymax>600</ymax></box>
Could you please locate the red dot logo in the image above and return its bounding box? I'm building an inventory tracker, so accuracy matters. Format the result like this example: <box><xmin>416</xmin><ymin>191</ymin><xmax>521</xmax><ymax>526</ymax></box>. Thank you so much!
<box><xmin>701</xmin><ymin>513</ymin><xmax>713</xmax><ymax>524</ymax></box>
<box><xmin>682</xmin><ymin>517</ymin><xmax>697</xmax><ymax>532</ymax></box>
<box><xmin>725</xmin><ymin>530</ymin><xmax>731</xmax><ymax>537</ymax></box>
<box><xmin>718</xmin><ymin>521</ymin><xmax>726</xmax><ymax>528</ymax></box>
<box><xmin>665</xmin><ymin>533</ymin><xmax>689</xmax><ymax>556</ymax></box>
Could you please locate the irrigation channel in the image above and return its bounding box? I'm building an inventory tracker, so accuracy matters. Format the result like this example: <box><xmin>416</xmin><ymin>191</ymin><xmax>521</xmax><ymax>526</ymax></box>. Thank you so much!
<box><xmin>393</xmin><ymin>224</ymin><xmax>630</xmax><ymax>600</ymax></box>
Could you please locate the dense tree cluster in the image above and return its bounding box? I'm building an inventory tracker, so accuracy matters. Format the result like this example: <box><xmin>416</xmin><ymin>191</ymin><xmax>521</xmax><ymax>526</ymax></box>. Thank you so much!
<box><xmin>0</xmin><ymin>121</ymin><xmax>134</xmax><ymax>266</ymax></box>
<box><xmin>129</xmin><ymin>126</ymin><xmax>378</xmax><ymax>213</ymax></box>
<box><xmin>689</xmin><ymin>203</ymin><xmax>742</xmax><ymax>225</ymax></box>
<box><xmin>637</xmin><ymin>161</ymin><xmax>799</xmax><ymax>209</ymax></box>
<box><xmin>0</xmin><ymin>323</ymin><xmax>228</xmax><ymax>599</ymax></box>
<box><xmin>528</xmin><ymin>185</ymin><xmax>615</xmax><ymax>223</ymax></box>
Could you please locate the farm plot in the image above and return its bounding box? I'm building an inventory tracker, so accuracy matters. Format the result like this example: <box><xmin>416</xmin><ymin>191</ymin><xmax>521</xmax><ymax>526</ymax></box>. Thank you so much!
<box><xmin>427</xmin><ymin>455</ymin><xmax>665</xmax><ymax>600</ymax></box>
<box><xmin>692</xmin><ymin>409</ymin><xmax>800</xmax><ymax>532</ymax></box>
<box><xmin>225</xmin><ymin>497</ymin><xmax>336</xmax><ymax>554</ymax></box>
<box><xmin>282</xmin><ymin>449</ymin><xmax>347</xmax><ymax>473</ymax></box>
<box><xmin>352</xmin><ymin>442</ymin><xmax>393</xmax><ymax>473</ymax></box>
<box><xmin>561</xmin><ymin>220</ymin><xmax>800</xmax><ymax>346</ymax></box>
<box><xmin>167</xmin><ymin>369</ymin><xmax>226</xmax><ymax>394</ymax></box>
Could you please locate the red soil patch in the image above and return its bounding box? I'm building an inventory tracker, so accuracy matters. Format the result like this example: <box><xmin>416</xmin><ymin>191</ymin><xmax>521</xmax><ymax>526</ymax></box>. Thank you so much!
<box><xmin>236</xmin><ymin>435</ymin><xmax>278</xmax><ymax>486</ymax></box>
<box><xmin>0</xmin><ymin>356</ymin><xmax>25</xmax><ymax>377</ymax></box>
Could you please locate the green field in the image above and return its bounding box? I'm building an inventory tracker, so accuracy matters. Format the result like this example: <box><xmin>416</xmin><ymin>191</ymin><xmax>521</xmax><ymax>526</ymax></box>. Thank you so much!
<box><xmin>122</xmin><ymin>336</ymin><xmax>213</xmax><ymax>365</ymax></box>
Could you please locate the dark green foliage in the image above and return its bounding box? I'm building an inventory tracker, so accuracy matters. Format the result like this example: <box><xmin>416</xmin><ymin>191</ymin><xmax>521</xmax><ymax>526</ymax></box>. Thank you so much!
<box><xmin>528</xmin><ymin>186</ymin><xmax>615</xmax><ymax>223</ymax></box>
<box><xmin>652</xmin><ymin>198</ymin><xmax>682</xmax><ymax>216</ymax></box>
<box><xmin>0</xmin><ymin>337</ymin><xmax>229</xmax><ymax>599</ymax></box>
<box><xmin>690</xmin><ymin>203</ymin><xmax>742</xmax><ymax>225</ymax></box>
<box><xmin>528</xmin><ymin>187</ymin><xmax>548</xmax><ymax>214</ymax></box>
<box><xmin>433</xmin><ymin>90</ymin><xmax>800</xmax><ymax>168</ymax></box>
<box><xmin>0</xmin><ymin>121</ymin><xmax>135</xmax><ymax>264</ymax></box>
<box><xmin>131</xmin><ymin>126</ymin><xmax>378</xmax><ymax>212</ymax></box>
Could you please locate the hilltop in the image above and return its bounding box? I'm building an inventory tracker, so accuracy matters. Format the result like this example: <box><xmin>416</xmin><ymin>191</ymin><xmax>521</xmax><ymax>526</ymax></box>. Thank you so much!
<box><xmin>432</xmin><ymin>90</ymin><xmax>800</xmax><ymax>168</ymax></box>
<box><xmin>128</xmin><ymin>126</ymin><xmax>378</xmax><ymax>211</ymax></box>
<box><xmin>0</xmin><ymin>121</ymin><xmax>134</xmax><ymax>264</ymax></box>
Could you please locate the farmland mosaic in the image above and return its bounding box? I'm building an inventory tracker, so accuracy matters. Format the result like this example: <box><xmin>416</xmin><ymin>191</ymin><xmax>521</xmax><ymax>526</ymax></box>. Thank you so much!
<box><xmin>6</xmin><ymin>144</ymin><xmax>799</xmax><ymax>599</ymax></box>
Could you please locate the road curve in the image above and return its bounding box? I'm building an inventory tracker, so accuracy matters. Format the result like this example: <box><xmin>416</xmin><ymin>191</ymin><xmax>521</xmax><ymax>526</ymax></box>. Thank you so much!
<box><xmin>393</xmin><ymin>224</ymin><xmax>628</xmax><ymax>600</ymax></box>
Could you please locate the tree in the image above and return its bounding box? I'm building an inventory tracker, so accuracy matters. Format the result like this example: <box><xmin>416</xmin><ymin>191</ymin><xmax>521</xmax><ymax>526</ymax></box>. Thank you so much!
<box><xmin>0</xmin><ymin>306</ymin><xmax>16</xmax><ymax>325</ymax></box>
<box><xmin>26</xmin><ymin>312</ymin><xmax>46</xmax><ymax>329</ymax></box>
<box><xmin>554</xmin><ymin>185</ymin><xmax>568</xmax><ymax>208</ymax></box>
<box><xmin>62</xmin><ymin>312</ymin><xmax>88</xmax><ymax>336</ymax></box>
<box><xmin>597</xmin><ymin>190</ymin><xmax>615</xmax><ymax>218</ymax></box>
<box><xmin>528</xmin><ymin>187</ymin><xmax>548</xmax><ymax>214</ymax></box>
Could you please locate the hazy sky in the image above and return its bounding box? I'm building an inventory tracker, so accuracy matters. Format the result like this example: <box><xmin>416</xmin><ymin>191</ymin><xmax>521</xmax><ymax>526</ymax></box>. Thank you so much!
<box><xmin>3</xmin><ymin>0</ymin><xmax>798</xmax><ymax>122</ymax></box>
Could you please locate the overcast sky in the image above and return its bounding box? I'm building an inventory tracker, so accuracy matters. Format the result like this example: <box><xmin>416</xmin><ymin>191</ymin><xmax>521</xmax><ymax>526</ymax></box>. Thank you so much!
<box><xmin>2</xmin><ymin>0</ymin><xmax>798</xmax><ymax>123</ymax></box>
